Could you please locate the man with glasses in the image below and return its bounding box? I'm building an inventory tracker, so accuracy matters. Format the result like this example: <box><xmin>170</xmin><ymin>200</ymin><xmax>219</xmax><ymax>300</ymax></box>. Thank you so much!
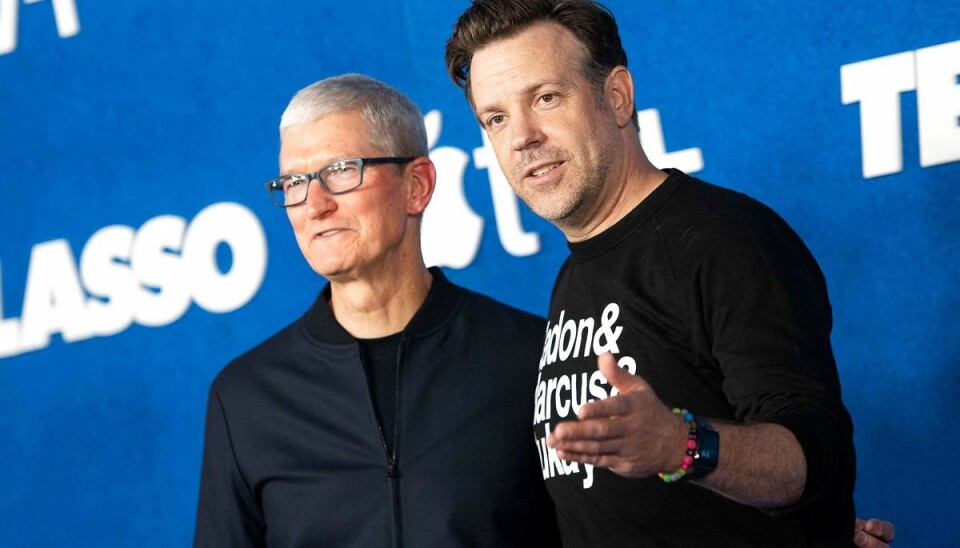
<box><xmin>194</xmin><ymin>73</ymin><xmax>558</xmax><ymax>547</ymax></box>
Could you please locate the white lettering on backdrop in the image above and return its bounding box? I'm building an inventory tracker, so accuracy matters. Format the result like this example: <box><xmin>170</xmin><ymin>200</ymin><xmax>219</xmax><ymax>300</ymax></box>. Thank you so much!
<box><xmin>0</xmin><ymin>202</ymin><xmax>266</xmax><ymax>358</ymax></box>
<box><xmin>841</xmin><ymin>39</ymin><xmax>960</xmax><ymax>178</ymax></box>
<box><xmin>0</xmin><ymin>0</ymin><xmax>80</xmax><ymax>56</ymax></box>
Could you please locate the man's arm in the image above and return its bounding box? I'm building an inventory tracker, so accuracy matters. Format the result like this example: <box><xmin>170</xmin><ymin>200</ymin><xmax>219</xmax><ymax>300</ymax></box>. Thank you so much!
<box><xmin>547</xmin><ymin>353</ymin><xmax>806</xmax><ymax>507</ymax></box>
<box><xmin>548</xmin><ymin>364</ymin><xmax>894</xmax><ymax>545</ymax></box>
<box><xmin>194</xmin><ymin>387</ymin><xmax>265</xmax><ymax>548</ymax></box>
<box><xmin>696</xmin><ymin>421</ymin><xmax>805</xmax><ymax>506</ymax></box>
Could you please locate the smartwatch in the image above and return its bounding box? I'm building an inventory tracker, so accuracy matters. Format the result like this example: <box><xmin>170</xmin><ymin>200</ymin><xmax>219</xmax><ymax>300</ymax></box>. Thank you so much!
<box><xmin>688</xmin><ymin>418</ymin><xmax>719</xmax><ymax>480</ymax></box>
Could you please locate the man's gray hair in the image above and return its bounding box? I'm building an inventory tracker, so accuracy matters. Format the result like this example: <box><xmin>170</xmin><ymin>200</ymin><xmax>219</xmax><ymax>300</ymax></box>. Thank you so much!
<box><xmin>279</xmin><ymin>74</ymin><xmax>428</xmax><ymax>157</ymax></box>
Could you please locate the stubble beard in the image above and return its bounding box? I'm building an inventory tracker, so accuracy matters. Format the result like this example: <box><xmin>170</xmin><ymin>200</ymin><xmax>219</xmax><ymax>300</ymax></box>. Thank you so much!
<box><xmin>511</xmin><ymin>147</ymin><xmax>611</xmax><ymax>226</ymax></box>
<box><xmin>522</xmin><ymin>172</ymin><xmax>593</xmax><ymax>222</ymax></box>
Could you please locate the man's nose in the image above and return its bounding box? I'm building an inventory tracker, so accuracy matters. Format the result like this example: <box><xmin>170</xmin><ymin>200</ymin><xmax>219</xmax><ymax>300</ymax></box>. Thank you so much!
<box><xmin>510</xmin><ymin>111</ymin><xmax>543</xmax><ymax>151</ymax></box>
<box><xmin>305</xmin><ymin>178</ymin><xmax>337</xmax><ymax>218</ymax></box>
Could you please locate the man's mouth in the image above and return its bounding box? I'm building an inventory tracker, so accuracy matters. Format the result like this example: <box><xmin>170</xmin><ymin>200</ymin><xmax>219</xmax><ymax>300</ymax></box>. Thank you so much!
<box><xmin>529</xmin><ymin>162</ymin><xmax>562</xmax><ymax>177</ymax></box>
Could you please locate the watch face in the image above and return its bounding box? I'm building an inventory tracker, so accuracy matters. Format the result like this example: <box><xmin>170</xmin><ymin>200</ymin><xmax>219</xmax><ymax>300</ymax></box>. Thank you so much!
<box><xmin>695</xmin><ymin>424</ymin><xmax>719</xmax><ymax>473</ymax></box>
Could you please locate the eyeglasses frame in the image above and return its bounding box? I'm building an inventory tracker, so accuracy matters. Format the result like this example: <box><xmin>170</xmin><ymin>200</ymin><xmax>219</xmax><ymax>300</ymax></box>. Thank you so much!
<box><xmin>265</xmin><ymin>156</ymin><xmax>417</xmax><ymax>207</ymax></box>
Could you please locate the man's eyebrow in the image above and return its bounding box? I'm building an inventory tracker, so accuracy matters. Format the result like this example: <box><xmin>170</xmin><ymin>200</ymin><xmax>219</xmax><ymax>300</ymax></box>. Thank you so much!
<box><xmin>527</xmin><ymin>79</ymin><xmax>569</xmax><ymax>92</ymax></box>
<box><xmin>475</xmin><ymin>79</ymin><xmax>572</xmax><ymax>117</ymax></box>
<box><xmin>279</xmin><ymin>153</ymin><xmax>345</xmax><ymax>176</ymax></box>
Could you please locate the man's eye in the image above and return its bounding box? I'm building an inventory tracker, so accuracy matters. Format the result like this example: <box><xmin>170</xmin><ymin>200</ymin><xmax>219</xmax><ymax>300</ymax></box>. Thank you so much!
<box><xmin>284</xmin><ymin>178</ymin><xmax>304</xmax><ymax>191</ymax></box>
<box><xmin>326</xmin><ymin>163</ymin><xmax>359</xmax><ymax>178</ymax></box>
<box><xmin>487</xmin><ymin>114</ymin><xmax>505</xmax><ymax>127</ymax></box>
<box><xmin>539</xmin><ymin>93</ymin><xmax>555</xmax><ymax>104</ymax></box>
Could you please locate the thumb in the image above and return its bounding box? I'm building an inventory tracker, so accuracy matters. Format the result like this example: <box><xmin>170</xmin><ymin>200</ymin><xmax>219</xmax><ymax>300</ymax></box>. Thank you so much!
<box><xmin>597</xmin><ymin>352</ymin><xmax>643</xmax><ymax>393</ymax></box>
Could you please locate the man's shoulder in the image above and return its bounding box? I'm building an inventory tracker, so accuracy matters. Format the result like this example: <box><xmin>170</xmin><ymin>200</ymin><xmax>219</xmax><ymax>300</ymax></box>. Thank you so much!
<box><xmin>209</xmin><ymin>317</ymin><xmax>307</xmax><ymax>396</ymax></box>
<box><xmin>431</xmin><ymin>281</ymin><xmax>546</xmax><ymax>347</ymax></box>
<box><xmin>663</xmin><ymin>174</ymin><xmax>804</xmax><ymax>251</ymax></box>
<box><xmin>447</xmin><ymin>285</ymin><xmax>546</xmax><ymax>377</ymax></box>
<box><xmin>458</xmin><ymin>285</ymin><xmax>546</xmax><ymax>328</ymax></box>
<box><xmin>669</xmin><ymin>173</ymin><xmax>782</xmax><ymax>227</ymax></box>
<box><xmin>658</xmin><ymin>174</ymin><xmax>827</xmax><ymax>295</ymax></box>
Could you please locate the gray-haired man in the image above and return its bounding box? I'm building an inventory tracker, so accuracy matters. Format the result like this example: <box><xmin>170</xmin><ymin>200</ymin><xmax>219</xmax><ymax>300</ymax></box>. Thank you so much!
<box><xmin>194</xmin><ymin>74</ymin><xmax>559</xmax><ymax>547</ymax></box>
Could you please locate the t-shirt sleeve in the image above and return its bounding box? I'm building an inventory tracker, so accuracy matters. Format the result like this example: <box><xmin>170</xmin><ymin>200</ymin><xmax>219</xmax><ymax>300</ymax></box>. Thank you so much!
<box><xmin>699</xmin><ymin>206</ymin><xmax>856</xmax><ymax>522</ymax></box>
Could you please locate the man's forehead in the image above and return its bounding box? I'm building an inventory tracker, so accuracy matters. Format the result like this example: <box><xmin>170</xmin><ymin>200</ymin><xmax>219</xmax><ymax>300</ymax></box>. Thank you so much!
<box><xmin>279</xmin><ymin>117</ymin><xmax>374</xmax><ymax>173</ymax></box>
<box><xmin>470</xmin><ymin>23</ymin><xmax>584</xmax><ymax>105</ymax></box>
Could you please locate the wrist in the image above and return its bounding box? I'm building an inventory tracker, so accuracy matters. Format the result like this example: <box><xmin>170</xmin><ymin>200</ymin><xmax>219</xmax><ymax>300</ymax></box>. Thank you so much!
<box><xmin>657</xmin><ymin>409</ymin><xmax>721</xmax><ymax>483</ymax></box>
<box><xmin>658</xmin><ymin>408</ymin><xmax>698</xmax><ymax>483</ymax></box>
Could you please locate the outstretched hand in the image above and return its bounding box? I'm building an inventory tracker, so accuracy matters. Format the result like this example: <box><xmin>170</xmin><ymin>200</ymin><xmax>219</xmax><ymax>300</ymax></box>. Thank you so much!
<box><xmin>546</xmin><ymin>353</ymin><xmax>686</xmax><ymax>478</ymax></box>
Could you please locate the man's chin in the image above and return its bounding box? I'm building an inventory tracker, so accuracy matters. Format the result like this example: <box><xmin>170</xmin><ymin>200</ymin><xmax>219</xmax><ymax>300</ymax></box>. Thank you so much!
<box><xmin>524</xmin><ymin>196</ymin><xmax>579</xmax><ymax>223</ymax></box>
<box><xmin>309</xmin><ymin>260</ymin><xmax>352</xmax><ymax>281</ymax></box>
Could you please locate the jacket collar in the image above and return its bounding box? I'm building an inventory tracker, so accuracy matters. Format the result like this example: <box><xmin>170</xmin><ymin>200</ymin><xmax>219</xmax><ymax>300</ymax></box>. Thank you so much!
<box><xmin>303</xmin><ymin>266</ymin><xmax>462</xmax><ymax>344</ymax></box>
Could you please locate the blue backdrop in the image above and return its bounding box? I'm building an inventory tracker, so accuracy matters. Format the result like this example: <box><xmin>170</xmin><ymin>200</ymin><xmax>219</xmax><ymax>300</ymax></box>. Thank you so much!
<box><xmin>1</xmin><ymin>0</ymin><xmax>958</xmax><ymax>545</ymax></box>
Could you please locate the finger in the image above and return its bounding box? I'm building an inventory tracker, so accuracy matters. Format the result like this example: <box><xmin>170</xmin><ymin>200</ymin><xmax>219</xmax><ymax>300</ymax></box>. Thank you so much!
<box><xmin>575</xmin><ymin>391</ymin><xmax>637</xmax><ymax>419</ymax></box>
<box><xmin>864</xmin><ymin>519</ymin><xmax>896</xmax><ymax>541</ymax></box>
<box><xmin>550</xmin><ymin>417</ymin><xmax>627</xmax><ymax>443</ymax></box>
<box><xmin>853</xmin><ymin>530</ymin><xmax>888</xmax><ymax>548</ymax></box>
<box><xmin>548</xmin><ymin>436</ymin><xmax>619</xmax><ymax>456</ymax></box>
<box><xmin>596</xmin><ymin>352</ymin><xmax>644</xmax><ymax>393</ymax></box>
<box><xmin>554</xmin><ymin>449</ymin><xmax>619</xmax><ymax>469</ymax></box>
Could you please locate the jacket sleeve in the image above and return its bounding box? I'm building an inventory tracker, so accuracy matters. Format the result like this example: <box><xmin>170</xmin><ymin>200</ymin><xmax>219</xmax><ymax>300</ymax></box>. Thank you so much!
<box><xmin>194</xmin><ymin>385</ymin><xmax>265</xmax><ymax>547</ymax></box>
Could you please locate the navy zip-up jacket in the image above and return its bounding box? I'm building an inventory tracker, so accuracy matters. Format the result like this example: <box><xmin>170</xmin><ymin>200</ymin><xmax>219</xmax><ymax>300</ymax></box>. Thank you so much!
<box><xmin>194</xmin><ymin>268</ymin><xmax>560</xmax><ymax>547</ymax></box>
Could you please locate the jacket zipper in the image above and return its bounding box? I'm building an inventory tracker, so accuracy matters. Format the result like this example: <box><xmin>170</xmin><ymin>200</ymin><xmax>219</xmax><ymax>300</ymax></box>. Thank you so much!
<box><xmin>388</xmin><ymin>339</ymin><xmax>405</xmax><ymax>548</ymax></box>
<box><xmin>358</xmin><ymin>339</ymin><xmax>404</xmax><ymax>547</ymax></box>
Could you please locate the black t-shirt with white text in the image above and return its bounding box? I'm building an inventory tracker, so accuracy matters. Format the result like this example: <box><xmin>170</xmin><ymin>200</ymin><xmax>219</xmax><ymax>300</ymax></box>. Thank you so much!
<box><xmin>534</xmin><ymin>170</ymin><xmax>855</xmax><ymax>547</ymax></box>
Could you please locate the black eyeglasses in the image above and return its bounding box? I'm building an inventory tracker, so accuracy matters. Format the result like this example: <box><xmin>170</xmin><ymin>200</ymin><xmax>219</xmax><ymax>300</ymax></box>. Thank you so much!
<box><xmin>265</xmin><ymin>156</ymin><xmax>416</xmax><ymax>207</ymax></box>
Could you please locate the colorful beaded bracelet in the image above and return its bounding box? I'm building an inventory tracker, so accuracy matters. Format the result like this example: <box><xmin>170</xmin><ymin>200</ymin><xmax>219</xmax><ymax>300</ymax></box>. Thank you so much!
<box><xmin>658</xmin><ymin>408</ymin><xmax>698</xmax><ymax>483</ymax></box>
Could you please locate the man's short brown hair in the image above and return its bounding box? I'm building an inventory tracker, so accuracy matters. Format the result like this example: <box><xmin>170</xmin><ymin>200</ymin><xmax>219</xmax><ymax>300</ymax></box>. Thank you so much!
<box><xmin>445</xmin><ymin>0</ymin><xmax>629</xmax><ymax>114</ymax></box>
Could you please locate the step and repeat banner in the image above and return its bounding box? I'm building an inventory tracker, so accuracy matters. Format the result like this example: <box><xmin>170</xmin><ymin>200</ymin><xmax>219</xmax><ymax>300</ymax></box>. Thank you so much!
<box><xmin>2</xmin><ymin>0</ymin><xmax>958</xmax><ymax>545</ymax></box>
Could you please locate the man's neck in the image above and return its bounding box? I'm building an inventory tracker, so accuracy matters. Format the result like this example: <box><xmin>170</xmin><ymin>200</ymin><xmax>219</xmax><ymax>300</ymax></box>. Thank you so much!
<box><xmin>328</xmin><ymin>265</ymin><xmax>433</xmax><ymax>339</ymax></box>
<box><xmin>561</xmin><ymin>148</ymin><xmax>667</xmax><ymax>243</ymax></box>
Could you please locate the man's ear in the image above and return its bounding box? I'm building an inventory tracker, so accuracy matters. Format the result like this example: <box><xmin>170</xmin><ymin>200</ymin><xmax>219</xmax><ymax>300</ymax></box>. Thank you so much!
<box><xmin>605</xmin><ymin>66</ymin><xmax>636</xmax><ymax>129</ymax></box>
<box><xmin>405</xmin><ymin>156</ymin><xmax>437</xmax><ymax>216</ymax></box>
